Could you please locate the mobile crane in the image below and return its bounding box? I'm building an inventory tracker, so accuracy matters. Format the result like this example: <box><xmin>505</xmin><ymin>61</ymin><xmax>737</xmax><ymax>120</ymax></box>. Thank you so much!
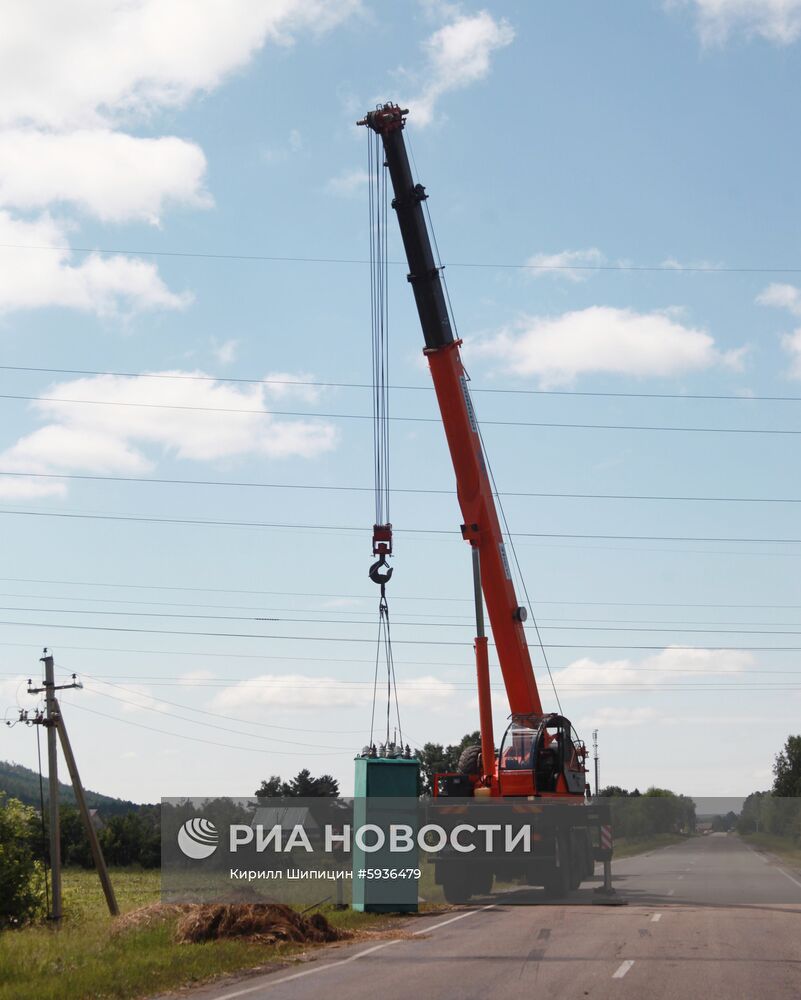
<box><xmin>359</xmin><ymin>104</ymin><xmax>611</xmax><ymax>901</ymax></box>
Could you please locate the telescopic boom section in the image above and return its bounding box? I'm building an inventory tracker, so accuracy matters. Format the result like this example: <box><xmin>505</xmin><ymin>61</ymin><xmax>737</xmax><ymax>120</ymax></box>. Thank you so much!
<box><xmin>359</xmin><ymin>104</ymin><xmax>543</xmax><ymax>718</ymax></box>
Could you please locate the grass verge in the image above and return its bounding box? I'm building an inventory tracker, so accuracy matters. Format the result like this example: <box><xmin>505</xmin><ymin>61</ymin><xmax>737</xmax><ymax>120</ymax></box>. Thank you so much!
<box><xmin>740</xmin><ymin>833</ymin><xmax>801</xmax><ymax>873</ymax></box>
<box><xmin>0</xmin><ymin>868</ymin><xmax>394</xmax><ymax>1000</ymax></box>
<box><xmin>612</xmin><ymin>833</ymin><xmax>690</xmax><ymax>859</ymax></box>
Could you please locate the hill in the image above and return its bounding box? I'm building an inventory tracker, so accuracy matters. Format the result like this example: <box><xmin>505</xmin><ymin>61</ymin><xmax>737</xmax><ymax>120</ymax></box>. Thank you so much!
<box><xmin>0</xmin><ymin>759</ymin><xmax>150</xmax><ymax>814</ymax></box>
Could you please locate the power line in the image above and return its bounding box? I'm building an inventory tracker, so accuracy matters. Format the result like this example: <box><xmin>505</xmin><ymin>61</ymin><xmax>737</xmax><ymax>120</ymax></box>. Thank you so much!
<box><xmin>6</xmin><ymin>468</ymin><xmax>801</xmax><ymax>506</ymax></box>
<box><xmin>5</xmin><ymin>590</ymin><xmax>801</xmax><ymax>627</ymax></box>
<box><xmin>52</xmin><ymin>675</ymin><xmax>801</xmax><ymax>693</ymax></box>
<box><xmin>20</xmin><ymin>659</ymin><xmax>801</xmax><ymax>678</ymax></box>
<box><xmin>4</xmin><ymin>391</ymin><xmax>801</xmax><ymax>435</ymax></box>
<box><xmin>2</xmin><ymin>241</ymin><xmax>801</xmax><ymax>274</ymax></box>
<box><xmin>0</xmin><ymin>574</ymin><xmax>796</xmax><ymax>611</ymax></box>
<box><xmin>4</xmin><ymin>617</ymin><xmax>801</xmax><ymax>650</ymax></box>
<box><xmin>69</xmin><ymin>686</ymin><xmax>356</xmax><ymax>749</ymax></box>
<box><xmin>63</xmin><ymin>701</ymin><xmax>356</xmax><ymax>756</ymax></box>
<box><xmin>16</xmin><ymin>603</ymin><xmax>801</xmax><ymax>636</ymax></box>
<box><xmin>4</xmin><ymin>364</ymin><xmax>801</xmax><ymax>403</ymax></box>
<box><xmin>76</xmin><ymin>673</ymin><xmax>366</xmax><ymax>734</ymax></box>
<box><xmin>4</xmin><ymin>506</ymin><xmax>801</xmax><ymax>546</ymax></box>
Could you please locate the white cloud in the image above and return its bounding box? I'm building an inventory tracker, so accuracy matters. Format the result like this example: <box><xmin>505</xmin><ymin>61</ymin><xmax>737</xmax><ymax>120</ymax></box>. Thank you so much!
<box><xmin>576</xmin><ymin>706</ymin><xmax>659</xmax><ymax>730</ymax></box>
<box><xmin>0</xmin><ymin>212</ymin><xmax>190</xmax><ymax>315</ymax></box>
<box><xmin>261</xmin><ymin>371</ymin><xmax>322</xmax><ymax>404</ymax></box>
<box><xmin>554</xmin><ymin>647</ymin><xmax>752</xmax><ymax>698</ymax></box>
<box><xmin>408</xmin><ymin>11</ymin><xmax>515</xmax><ymax>126</ymax></box>
<box><xmin>780</xmin><ymin>328</ymin><xmax>801</xmax><ymax>378</ymax></box>
<box><xmin>0</xmin><ymin>1</ymin><xmax>360</xmax><ymax>313</ymax></box>
<box><xmin>81</xmin><ymin>679</ymin><xmax>167</xmax><ymax>714</ymax></box>
<box><xmin>327</xmin><ymin>169</ymin><xmax>369</xmax><ymax>197</ymax></box>
<box><xmin>0</xmin><ymin>130</ymin><xmax>210</xmax><ymax>224</ymax></box>
<box><xmin>756</xmin><ymin>283</ymin><xmax>801</xmax><ymax>378</ymax></box>
<box><xmin>213</xmin><ymin>339</ymin><xmax>239</xmax><ymax>365</ymax></box>
<box><xmin>0</xmin><ymin>370</ymin><xmax>338</xmax><ymax>498</ymax></box>
<box><xmin>213</xmin><ymin>674</ymin><xmax>455</xmax><ymax>713</ymax></box>
<box><xmin>756</xmin><ymin>282</ymin><xmax>801</xmax><ymax>316</ymax></box>
<box><xmin>670</xmin><ymin>0</ymin><xmax>801</xmax><ymax>45</ymax></box>
<box><xmin>0</xmin><ymin>1</ymin><xmax>361</xmax><ymax>130</ymax></box>
<box><xmin>526</xmin><ymin>248</ymin><xmax>605</xmax><ymax>282</ymax></box>
<box><xmin>262</xmin><ymin>129</ymin><xmax>304</xmax><ymax>164</ymax></box>
<box><xmin>474</xmin><ymin>305</ymin><xmax>744</xmax><ymax>387</ymax></box>
<box><xmin>179</xmin><ymin>670</ymin><xmax>216</xmax><ymax>686</ymax></box>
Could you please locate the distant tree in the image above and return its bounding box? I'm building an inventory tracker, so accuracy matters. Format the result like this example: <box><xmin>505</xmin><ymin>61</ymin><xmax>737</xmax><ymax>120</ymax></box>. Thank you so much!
<box><xmin>60</xmin><ymin>806</ymin><xmax>93</xmax><ymax>868</ymax></box>
<box><xmin>311</xmin><ymin>774</ymin><xmax>340</xmax><ymax>797</ymax></box>
<box><xmin>254</xmin><ymin>771</ymin><xmax>340</xmax><ymax>798</ymax></box>
<box><xmin>417</xmin><ymin>732</ymin><xmax>482</xmax><ymax>796</ymax></box>
<box><xmin>255</xmin><ymin>776</ymin><xmax>285</xmax><ymax>798</ymax></box>
<box><xmin>773</xmin><ymin>735</ymin><xmax>801</xmax><ymax>797</ymax></box>
<box><xmin>599</xmin><ymin>786</ymin><xmax>629</xmax><ymax>797</ymax></box>
<box><xmin>100</xmin><ymin>811</ymin><xmax>159</xmax><ymax>867</ymax></box>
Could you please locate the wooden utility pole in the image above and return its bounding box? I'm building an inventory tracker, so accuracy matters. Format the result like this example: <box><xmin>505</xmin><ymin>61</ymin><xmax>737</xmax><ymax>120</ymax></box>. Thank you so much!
<box><xmin>26</xmin><ymin>650</ymin><xmax>118</xmax><ymax>922</ymax></box>
<box><xmin>42</xmin><ymin>651</ymin><xmax>62</xmax><ymax>924</ymax></box>
<box><xmin>55</xmin><ymin>703</ymin><xmax>119</xmax><ymax>915</ymax></box>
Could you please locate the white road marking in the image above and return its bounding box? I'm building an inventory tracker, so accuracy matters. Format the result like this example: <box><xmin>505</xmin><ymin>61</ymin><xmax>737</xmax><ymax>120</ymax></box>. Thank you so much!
<box><xmin>209</xmin><ymin>941</ymin><xmax>403</xmax><ymax>1000</ymax></box>
<box><xmin>666</xmin><ymin>889</ymin><xmax>675</xmax><ymax>896</ymax></box>
<box><xmin>209</xmin><ymin>905</ymin><xmax>496</xmax><ymax>999</ymax></box>
<box><xmin>650</xmin><ymin>913</ymin><xmax>662</xmax><ymax>923</ymax></box>
<box><xmin>412</xmin><ymin>904</ymin><xmax>496</xmax><ymax>937</ymax></box>
<box><xmin>612</xmin><ymin>960</ymin><xmax>635</xmax><ymax>979</ymax></box>
<box><xmin>775</xmin><ymin>867</ymin><xmax>801</xmax><ymax>891</ymax></box>
<box><xmin>677</xmin><ymin>876</ymin><xmax>684</xmax><ymax>880</ymax></box>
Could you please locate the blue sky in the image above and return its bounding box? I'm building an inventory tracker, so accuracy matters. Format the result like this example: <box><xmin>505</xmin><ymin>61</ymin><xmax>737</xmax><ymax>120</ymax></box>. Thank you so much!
<box><xmin>2</xmin><ymin>0</ymin><xmax>801</xmax><ymax>801</ymax></box>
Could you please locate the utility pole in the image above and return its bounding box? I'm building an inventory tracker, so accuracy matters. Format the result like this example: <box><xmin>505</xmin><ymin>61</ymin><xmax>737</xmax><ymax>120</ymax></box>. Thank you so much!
<box><xmin>55</xmin><ymin>708</ymin><xmax>118</xmax><ymax>915</ymax></box>
<box><xmin>592</xmin><ymin>729</ymin><xmax>600</xmax><ymax>797</ymax></box>
<box><xmin>40</xmin><ymin>651</ymin><xmax>64</xmax><ymax>923</ymax></box>
<box><xmin>24</xmin><ymin>649</ymin><xmax>118</xmax><ymax>921</ymax></box>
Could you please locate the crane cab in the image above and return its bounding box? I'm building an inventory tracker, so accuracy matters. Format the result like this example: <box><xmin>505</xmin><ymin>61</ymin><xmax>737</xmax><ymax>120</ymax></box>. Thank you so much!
<box><xmin>497</xmin><ymin>714</ymin><xmax>588</xmax><ymax>799</ymax></box>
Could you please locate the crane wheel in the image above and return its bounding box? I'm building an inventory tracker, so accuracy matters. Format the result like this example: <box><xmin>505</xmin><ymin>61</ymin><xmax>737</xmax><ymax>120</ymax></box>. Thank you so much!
<box><xmin>457</xmin><ymin>744</ymin><xmax>482</xmax><ymax>775</ymax></box>
<box><xmin>542</xmin><ymin>834</ymin><xmax>572</xmax><ymax>899</ymax></box>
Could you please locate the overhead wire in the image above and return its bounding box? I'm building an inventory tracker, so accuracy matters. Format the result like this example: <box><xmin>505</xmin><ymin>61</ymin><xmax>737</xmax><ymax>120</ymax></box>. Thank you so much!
<box><xmin>5</xmin><ymin>505</ymin><xmax>801</xmax><ymax>547</ymax></box>
<box><xmin>74</xmin><ymin>672</ymin><xmax>367</xmax><ymax>735</ymax></box>
<box><xmin>0</xmin><ymin>574</ymin><xmax>797</xmax><ymax>610</ymax></box>
<box><xmin>9</xmin><ymin>468</ymin><xmax>801</xmax><ymax>506</ymax></box>
<box><xmin>63</xmin><ymin>701</ymin><xmax>356</xmax><ymax>756</ymax></box>
<box><xmin>6</xmin><ymin>363</ymin><xmax>801</xmax><ymax>404</ymax></box>
<box><xmin>7</xmin><ymin>390</ymin><xmax>801</xmax><ymax>435</ymax></box>
<box><xmin>5</xmin><ymin>240</ymin><xmax>801</xmax><ymax>273</ymax></box>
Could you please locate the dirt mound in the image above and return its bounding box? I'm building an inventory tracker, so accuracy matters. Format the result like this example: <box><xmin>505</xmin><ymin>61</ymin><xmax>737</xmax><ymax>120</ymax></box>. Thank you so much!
<box><xmin>174</xmin><ymin>903</ymin><xmax>349</xmax><ymax>945</ymax></box>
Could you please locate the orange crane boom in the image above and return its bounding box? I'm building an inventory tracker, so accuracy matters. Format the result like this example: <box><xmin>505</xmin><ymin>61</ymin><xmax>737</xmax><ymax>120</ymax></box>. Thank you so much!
<box><xmin>359</xmin><ymin>104</ymin><xmax>542</xmax><ymax>732</ymax></box>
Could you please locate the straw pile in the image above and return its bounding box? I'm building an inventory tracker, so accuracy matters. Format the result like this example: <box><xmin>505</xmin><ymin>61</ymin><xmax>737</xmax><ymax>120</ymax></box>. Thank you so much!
<box><xmin>174</xmin><ymin>903</ymin><xmax>349</xmax><ymax>945</ymax></box>
<box><xmin>112</xmin><ymin>903</ymin><xmax>192</xmax><ymax>934</ymax></box>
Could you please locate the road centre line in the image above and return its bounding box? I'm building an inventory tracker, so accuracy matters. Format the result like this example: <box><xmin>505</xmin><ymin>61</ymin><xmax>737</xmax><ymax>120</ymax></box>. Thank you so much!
<box><xmin>650</xmin><ymin>913</ymin><xmax>662</xmax><ymax>923</ymax></box>
<box><xmin>612</xmin><ymin>960</ymin><xmax>635</xmax><ymax>979</ymax></box>
<box><xmin>211</xmin><ymin>905</ymin><xmax>496</xmax><ymax>999</ymax></box>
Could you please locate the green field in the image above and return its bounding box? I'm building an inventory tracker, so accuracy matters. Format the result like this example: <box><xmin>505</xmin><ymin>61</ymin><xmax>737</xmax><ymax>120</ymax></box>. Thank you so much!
<box><xmin>0</xmin><ymin>868</ymin><xmax>391</xmax><ymax>1000</ymax></box>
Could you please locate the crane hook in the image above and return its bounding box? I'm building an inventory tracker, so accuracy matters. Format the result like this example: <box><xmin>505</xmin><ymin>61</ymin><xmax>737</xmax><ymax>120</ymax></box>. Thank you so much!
<box><xmin>369</xmin><ymin>552</ymin><xmax>393</xmax><ymax>587</ymax></box>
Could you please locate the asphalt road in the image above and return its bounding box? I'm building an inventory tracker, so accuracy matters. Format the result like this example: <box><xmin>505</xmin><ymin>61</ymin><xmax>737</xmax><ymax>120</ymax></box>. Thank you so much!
<box><xmin>161</xmin><ymin>835</ymin><xmax>801</xmax><ymax>1000</ymax></box>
